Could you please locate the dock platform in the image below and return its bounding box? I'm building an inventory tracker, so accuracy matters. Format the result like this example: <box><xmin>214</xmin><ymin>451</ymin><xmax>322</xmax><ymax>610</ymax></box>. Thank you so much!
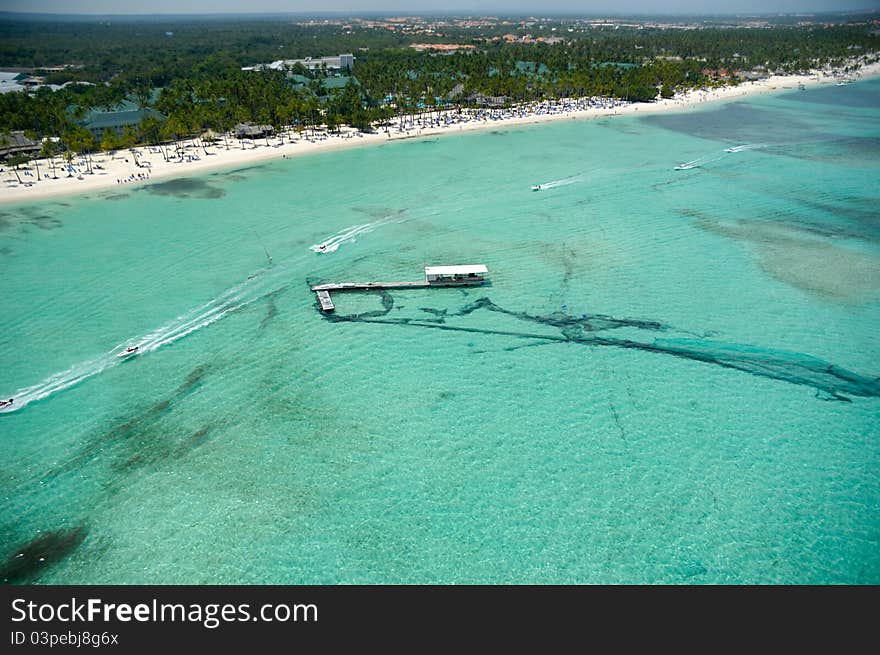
<box><xmin>315</xmin><ymin>289</ymin><xmax>335</xmax><ymax>311</ymax></box>
<box><xmin>311</xmin><ymin>265</ymin><xmax>488</xmax><ymax>312</ymax></box>
<box><xmin>311</xmin><ymin>281</ymin><xmax>430</xmax><ymax>292</ymax></box>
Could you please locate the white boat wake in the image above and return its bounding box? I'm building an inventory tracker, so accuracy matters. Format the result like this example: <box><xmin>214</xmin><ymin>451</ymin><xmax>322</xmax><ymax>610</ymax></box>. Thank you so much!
<box><xmin>724</xmin><ymin>143</ymin><xmax>767</xmax><ymax>153</ymax></box>
<box><xmin>310</xmin><ymin>214</ymin><xmax>407</xmax><ymax>253</ymax></box>
<box><xmin>674</xmin><ymin>153</ymin><xmax>724</xmax><ymax>170</ymax></box>
<box><xmin>676</xmin><ymin>144</ymin><xmax>766</xmax><ymax>169</ymax></box>
<box><xmin>0</xmin><ymin>355</ymin><xmax>116</xmax><ymax>415</ymax></box>
<box><xmin>0</xmin><ymin>266</ymin><xmax>283</xmax><ymax>415</ymax></box>
<box><xmin>531</xmin><ymin>175</ymin><xmax>584</xmax><ymax>191</ymax></box>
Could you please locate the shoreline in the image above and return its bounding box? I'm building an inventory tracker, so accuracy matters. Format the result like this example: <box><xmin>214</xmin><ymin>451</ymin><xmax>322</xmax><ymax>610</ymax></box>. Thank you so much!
<box><xmin>2</xmin><ymin>61</ymin><xmax>878</xmax><ymax>206</ymax></box>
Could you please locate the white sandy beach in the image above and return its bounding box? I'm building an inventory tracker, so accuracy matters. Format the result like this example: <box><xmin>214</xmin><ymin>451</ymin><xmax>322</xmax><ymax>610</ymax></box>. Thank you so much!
<box><xmin>2</xmin><ymin>61</ymin><xmax>878</xmax><ymax>206</ymax></box>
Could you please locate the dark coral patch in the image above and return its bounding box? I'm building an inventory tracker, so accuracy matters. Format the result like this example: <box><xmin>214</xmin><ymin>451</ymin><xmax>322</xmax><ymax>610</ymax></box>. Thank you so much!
<box><xmin>1</xmin><ymin>525</ymin><xmax>87</xmax><ymax>584</ymax></box>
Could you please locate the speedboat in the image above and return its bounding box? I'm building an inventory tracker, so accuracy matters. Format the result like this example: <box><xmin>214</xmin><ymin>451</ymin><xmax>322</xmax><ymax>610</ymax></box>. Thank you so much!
<box><xmin>0</xmin><ymin>398</ymin><xmax>13</xmax><ymax>409</ymax></box>
<box><xmin>531</xmin><ymin>185</ymin><xmax>543</xmax><ymax>191</ymax></box>
<box><xmin>118</xmin><ymin>346</ymin><xmax>139</xmax><ymax>358</ymax></box>
<box><xmin>674</xmin><ymin>164</ymin><xmax>694</xmax><ymax>170</ymax></box>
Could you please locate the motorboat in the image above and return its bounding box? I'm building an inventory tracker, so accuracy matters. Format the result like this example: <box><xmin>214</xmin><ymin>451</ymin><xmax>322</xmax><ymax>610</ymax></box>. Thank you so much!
<box><xmin>118</xmin><ymin>346</ymin><xmax>139</xmax><ymax>358</ymax></box>
<box><xmin>674</xmin><ymin>164</ymin><xmax>694</xmax><ymax>170</ymax></box>
<box><xmin>0</xmin><ymin>398</ymin><xmax>13</xmax><ymax>409</ymax></box>
<box><xmin>531</xmin><ymin>185</ymin><xmax>543</xmax><ymax>191</ymax></box>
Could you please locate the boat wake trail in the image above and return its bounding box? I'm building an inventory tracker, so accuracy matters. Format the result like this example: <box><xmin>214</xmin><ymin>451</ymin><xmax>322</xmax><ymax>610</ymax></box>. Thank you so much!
<box><xmin>674</xmin><ymin>153</ymin><xmax>725</xmax><ymax>170</ymax></box>
<box><xmin>532</xmin><ymin>175</ymin><xmax>584</xmax><ymax>190</ymax></box>
<box><xmin>1</xmin><ymin>266</ymin><xmax>285</xmax><ymax>415</ymax></box>
<box><xmin>677</xmin><ymin>144</ymin><xmax>767</xmax><ymax>169</ymax></box>
<box><xmin>311</xmin><ymin>213</ymin><xmax>407</xmax><ymax>253</ymax></box>
<box><xmin>724</xmin><ymin>143</ymin><xmax>767</xmax><ymax>153</ymax></box>
<box><xmin>0</xmin><ymin>356</ymin><xmax>116</xmax><ymax>415</ymax></box>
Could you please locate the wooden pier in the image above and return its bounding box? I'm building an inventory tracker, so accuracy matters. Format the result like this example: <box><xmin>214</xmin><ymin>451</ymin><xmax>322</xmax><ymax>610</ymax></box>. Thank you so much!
<box><xmin>311</xmin><ymin>265</ymin><xmax>488</xmax><ymax>312</ymax></box>
<box><xmin>311</xmin><ymin>281</ymin><xmax>430</xmax><ymax>292</ymax></box>
<box><xmin>315</xmin><ymin>289</ymin><xmax>335</xmax><ymax>311</ymax></box>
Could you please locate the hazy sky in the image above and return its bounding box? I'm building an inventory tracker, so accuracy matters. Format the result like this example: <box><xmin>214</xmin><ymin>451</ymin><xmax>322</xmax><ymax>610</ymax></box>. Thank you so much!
<box><xmin>4</xmin><ymin>0</ymin><xmax>880</xmax><ymax>15</ymax></box>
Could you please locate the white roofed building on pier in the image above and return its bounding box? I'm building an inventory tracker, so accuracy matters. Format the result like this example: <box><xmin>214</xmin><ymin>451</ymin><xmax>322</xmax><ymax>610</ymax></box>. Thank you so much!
<box><xmin>424</xmin><ymin>265</ymin><xmax>488</xmax><ymax>285</ymax></box>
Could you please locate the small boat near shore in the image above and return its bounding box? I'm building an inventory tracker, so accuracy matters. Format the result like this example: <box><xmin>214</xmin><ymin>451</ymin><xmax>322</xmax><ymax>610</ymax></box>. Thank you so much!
<box><xmin>725</xmin><ymin>143</ymin><xmax>766</xmax><ymax>154</ymax></box>
<box><xmin>117</xmin><ymin>346</ymin><xmax>139</xmax><ymax>358</ymax></box>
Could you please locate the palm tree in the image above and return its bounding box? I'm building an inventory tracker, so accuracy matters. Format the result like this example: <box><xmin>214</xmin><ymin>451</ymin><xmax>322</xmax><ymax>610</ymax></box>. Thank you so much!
<box><xmin>80</xmin><ymin>131</ymin><xmax>96</xmax><ymax>174</ymax></box>
<box><xmin>22</xmin><ymin>131</ymin><xmax>42</xmax><ymax>181</ymax></box>
<box><xmin>63</xmin><ymin>150</ymin><xmax>74</xmax><ymax>177</ymax></box>
<box><xmin>41</xmin><ymin>140</ymin><xmax>58</xmax><ymax>179</ymax></box>
<box><xmin>8</xmin><ymin>154</ymin><xmax>28</xmax><ymax>184</ymax></box>
<box><xmin>138</xmin><ymin>115</ymin><xmax>164</xmax><ymax>159</ymax></box>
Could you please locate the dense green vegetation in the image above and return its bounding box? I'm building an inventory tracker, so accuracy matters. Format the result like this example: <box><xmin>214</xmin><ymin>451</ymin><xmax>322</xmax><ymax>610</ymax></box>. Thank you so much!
<box><xmin>1</xmin><ymin>13</ymin><xmax>877</xmax><ymax>156</ymax></box>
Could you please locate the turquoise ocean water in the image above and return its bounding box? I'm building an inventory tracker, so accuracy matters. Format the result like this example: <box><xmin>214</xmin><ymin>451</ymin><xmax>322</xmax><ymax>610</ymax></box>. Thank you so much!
<box><xmin>1</xmin><ymin>80</ymin><xmax>879</xmax><ymax>584</ymax></box>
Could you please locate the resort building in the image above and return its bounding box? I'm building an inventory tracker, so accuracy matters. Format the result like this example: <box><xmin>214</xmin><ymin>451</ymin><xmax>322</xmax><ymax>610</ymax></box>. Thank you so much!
<box><xmin>242</xmin><ymin>54</ymin><xmax>355</xmax><ymax>73</ymax></box>
<box><xmin>0</xmin><ymin>65</ymin><xmax>90</xmax><ymax>94</ymax></box>
<box><xmin>234</xmin><ymin>123</ymin><xmax>275</xmax><ymax>138</ymax></box>
<box><xmin>289</xmin><ymin>54</ymin><xmax>355</xmax><ymax>72</ymax></box>
<box><xmin>0</xmin><ymin>130</ymin><xmax>41</xmax><ymax>160</ymax></box>
<box><xmin>76</xmin><ymin>100</ymin><xmax>165</xmax><ymax>139</ymax></box>
<box><xmin>466</xmin><ymin>92</ymin><xmax>509</xmax><ymax>108</ymax></box>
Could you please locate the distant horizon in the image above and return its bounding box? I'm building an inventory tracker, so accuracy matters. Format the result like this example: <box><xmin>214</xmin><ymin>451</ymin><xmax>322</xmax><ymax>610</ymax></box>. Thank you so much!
<box><xmin>2</xmin><ymin>8</ymin><xmax>879</xmax><ymax>18</ymax></box>
<box><xmin>3</xmin><ymin>0</ymin><xmax>880</xmax><ymax>18</ymax></box>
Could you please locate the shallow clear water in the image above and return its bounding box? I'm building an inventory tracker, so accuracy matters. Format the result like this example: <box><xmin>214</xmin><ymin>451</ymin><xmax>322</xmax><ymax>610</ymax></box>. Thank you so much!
<box><xmin>1</xmin><ymin>80</ymin><xmax>879</xmax><ymax>584</ymax></box>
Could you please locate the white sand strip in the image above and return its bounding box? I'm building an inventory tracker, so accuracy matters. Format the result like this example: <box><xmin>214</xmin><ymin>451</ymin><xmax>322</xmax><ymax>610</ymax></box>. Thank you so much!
<box><xmin>2</xmin><ymin>61</ymin><xmax>877</xmax><ymax>206</ymax></box>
